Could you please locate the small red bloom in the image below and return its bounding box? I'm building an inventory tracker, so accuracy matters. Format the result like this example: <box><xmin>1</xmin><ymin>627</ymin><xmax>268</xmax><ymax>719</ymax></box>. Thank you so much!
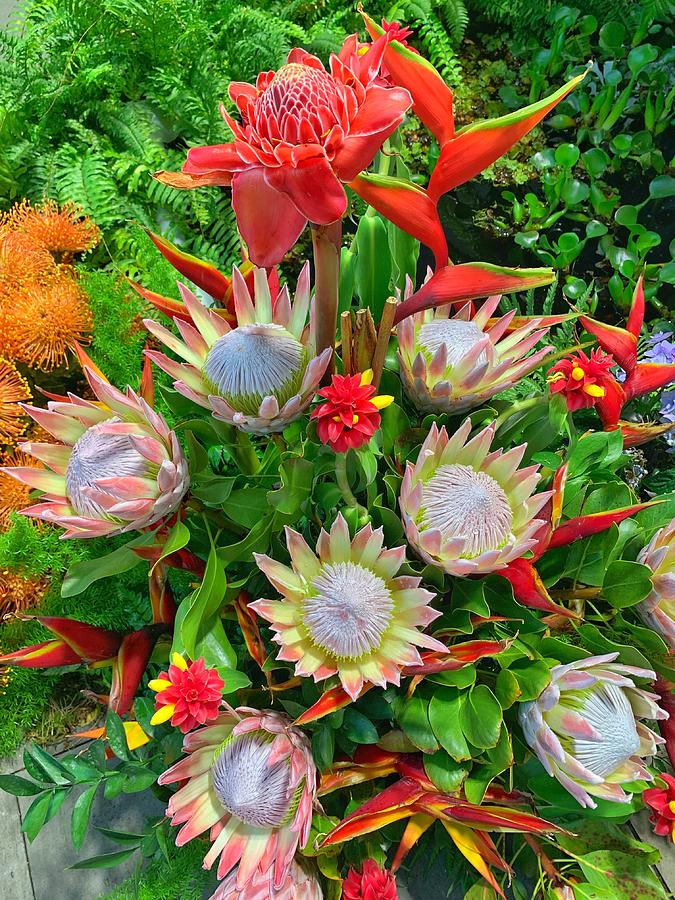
<box><xmin>150</xmin><ymin>653</ymin><xmax>224</xmax><ymax>733</ymax></box>
<box><xmin>643</xmin><ymin>774</ymin><xmax>675</xmax><ymax>842</ymax></box>
<box><xmin>343</xmin><ymin>860</ymin><xmax>398</xmax><ymax>900</ymax></box>
<box><xmin>547</xmin><ymin>348</ymin><xmax>617</xmax><ymax>411</ymax></box>
<box><xmin>381</xmin><ymin>19</ymin><xmax>415</xmax><ymax>48</ymax></box>
<box><xmin>311</xmin><ymin>370</ymin><xmax>393</xmax><ymax>453</ymax></box>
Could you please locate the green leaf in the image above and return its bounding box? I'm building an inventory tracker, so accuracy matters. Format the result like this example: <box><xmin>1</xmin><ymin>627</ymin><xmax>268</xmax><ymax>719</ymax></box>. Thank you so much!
<box><xmin>459</xmin><ymin>685</ymin><xmax>502</xmax><ymax>750</ymax></box>
<box><xmin>312</xmin><ymin>726</ymin><xmax>334</xmax><ymax>771</ymax></box>
<box><xmin>180</xmin><ymin>546</ymin><xmax>235</xmax><ymax>667</ymax></box>
<box><xmin>396</xmin><ymin>695</ymin><xmax>438</xmax><ymax>753</ymax></box>
<box><xmin>342</xmin><ymin>709</ymin><xmax>379</xmax><ymax>745</ymax></box>
<box><xmin>423</xmin><ymin>750</ymin><xmax>470</xmax><ymax>792</ymax></box>
<box><xmin>602</xmin><ymin>560</ymin><xmax>653</xmax><ymax>608</ymax></box>
<box><xmin>149</xmin><ymin>520</ymin><xmax>190</xmax><ymax>573</ymax></box>
<box><xmin>22</xmin><ymin>792</ymin><xmax>54</xmax><ymax>842</ymax></box>
<box><xmin>578</xmin><ymin>850</ymin><xmax>667</xmax><ymax>899</ymax></box>
<box><xmin>428</xmin><ymin>688</ymin><xmax>471</xmax><ymax>761</ymax></box>
<box><xmin>554</xmin><ymin>143</ymin><xmax>580</xmax><ymax>168</ymax></box>
<box><xmin>354</xmin><ymin>213</ymin><xmax>392</xmax><ymax>321</ymax></box>
<box><xmin>268</xmin><ymin>457</ymin><xmax>314</xmax><ymax>517</ymax></box>
<box><xmin>380</xmin><ymin>403</ymin><xmax>411</xmax><ymax>457</ymax></box>
<box><xmin>25</xmin><ymin>745</ymin><xmax>72</xmax><ymax>785</ymax></box>
<box><xmin>0</xmin><ymin>774</ymin><xmax>43</xmax><ymax>796</ymax></box>
<box><xmin>649</xmin><ymin>175</ymin><xmax>675</xmax><ymax>200</ymax></box>
<box><xmin>120</xmin><ymin>769</ymin><xmax>157</xmax><ymax>793</ymax></box>
<box><xmin>495</xmin><ymin>669</ymin><xmax>521</xmax><ymax>708</ymax></box>
<box><xmin>105</xmin><ymin>710</ymin><xmax>131</xmax><ymax>762</ymax></box>
<box><xmin>61</xmin><ymin>534</ymin><xmax>153</xmax><ymax>598</ymax></box>
<box><xmin>95</xmin><ymin>826</ymin><xmax>145</xmax><ymax>845</ymax></box>
<box><xmin>68</xmin><ymin>847</ymin><xmax>138</xmax><ymax>870</ymax></box>
<box><xmin>59</xmin><ymin>757</ymin><xmax>102</xmax><ymax>783</ymax></box>
<box><xmin>222</xmin><ymin>488</ymin><xmax>270</xmax><ymax>528</ymax></box>
<box><xmin>217</xmin><ymin>668</ymin><xmax>252</xmax><ymax>694</ymax></box>
<box><xmin>71</xmin><ymin>783</ymin><xmax>98</xmax><ymax>851</ymax></box>
<box><xmin>508</xmin><ymin>659</ymin><xmax>551</xmax><ymax>701</ymax></box>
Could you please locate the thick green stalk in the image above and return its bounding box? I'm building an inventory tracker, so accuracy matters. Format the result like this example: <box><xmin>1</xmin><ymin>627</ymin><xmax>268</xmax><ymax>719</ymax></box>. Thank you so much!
<box><xmin>311</xmin><ymin>219</ymin><xmax>342</xmax><ymax>379</ymax></box>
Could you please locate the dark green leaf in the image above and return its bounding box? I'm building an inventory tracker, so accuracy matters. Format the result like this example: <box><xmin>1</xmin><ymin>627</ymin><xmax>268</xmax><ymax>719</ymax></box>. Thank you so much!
<box><xmin>459</xmin><ymin>685</ymin><xmax>502</xmax><ymax>750</ymax></box>
<box><xmin>603</xmin><ymin>560</ymin><xmax>653</xmax><ymax>608</ymax></box>
<box><xmin>342</xmin><ymin>709</ymin><xmax>379</xmax><ymax>745</ymax></box>
<box><xmin>428</xmin><ymin>688</ymin><xmax>471</xmax><ymax>761</ymax></box>
<box><xmin>396</xmin><ymin>695</ymin><xmax>438</xmax><ymax>754</ymax></box>
<box><xmin>68</xmin><ymin>847</ymin><xmax>138</xmax><ymax>870</ymax></box>
<box><xmin>423</xmin><ymin>750</ymin><xmax>470</xmax><ymax>792</ymax></box>
<box><xmin>71</xmin><ymin>783</ymin><xmax>98</xmax><ymax>851</ymax></box>
<box><xmin>0</xmin><ymin>774</ymin><xmax>43</xmax><ymax>796</ymax></box>
<box><xmin>105</xmin><ymin>710</ymin><xmax>131</xmax><ymax>762</ymax></box>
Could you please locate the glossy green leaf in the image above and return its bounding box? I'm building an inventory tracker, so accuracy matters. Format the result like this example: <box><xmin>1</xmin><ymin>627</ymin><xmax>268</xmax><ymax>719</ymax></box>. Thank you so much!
<box><xmin>459</xmin><ymin>685</ymin><xmax>502</xmax><ymax>750</ymax></box>
<box><xmin>61</xmin><ymin>534</ymin><xmax>153</xmax><ymax>598</ymax></box>
<box><xmin>342</xmin><ymin>709</ymin><xmax>379</xmax><ymax>745</ymax></box>
<box><xmin>68</xmin><ymin>847</ymin><xmax>138</xmax><ymax>870</ymax></box>
<box><xmin>0</xmin><ymin>774</ymin><xmax>43</xmax><ymax>796</ymax></box>
<box><xmin>423</xmin><ymin>749</ymin><xmax>470</xmax><ymax>792</ymax></box>
<box><xmin>602</xmin><ymin>560</ymin><xmax>653</xmax><ymax>608</ymax></box>
<box><xmin>71</xmin><ymin>783</ymin><xmax>98</xmax><ymax>851</ymax></box>
<box><xmin>105</xmin><ymin>710</ymin><xmax>131</xmax><ymax>762</ymax></box>
<box><xmin>428</xmin><ymin>688</ymin><xmax>471</xmax><ymax>761</ymax></box>
<box><xmin>396</xmin><ymin>694</ymin><xmax>439</xmax><ymax>753</ymax></box>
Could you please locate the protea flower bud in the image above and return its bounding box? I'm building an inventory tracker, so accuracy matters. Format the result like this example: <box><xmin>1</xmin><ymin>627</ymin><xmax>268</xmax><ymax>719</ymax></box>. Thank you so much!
<box><xmin>144</xmin><ymin>263</ymin><xmax>332</xmax><ymax>434</ymax></box>
<box><xmin>251</xmin><ymin>513</ymin><xmax>446</xmax><ymax>701</ymax></box>
<box><xmin>397</xmin><ymin>293</ymin><xmax>553</xmax><ymax>414</ymax></box>
<box><xmin>518</xmin><ymin>652</ymin><xmax>668</xmax><ymax>808</ymax></box>
<box><xmin>343</xmin><ymin>860</ymin><xmax>398</xmax><ymax>899</ymax></box>
<box><xmin>636</xmin><ymin>519</ymin><xmax>675</xmax><ymax>650</ymax></box>
<box><xmin>2</xmin><ymin>368</ymin><xmax>188</xmax><ymax>539</ymax></box>
<box><xmin>209</xmin><ymin>859</ymin><xmax>323</xmax><ymax>899</ymax></box>
<box><xmin>399</xmin><ymin>418</ymin><xmax>550</xmax><ymax>576</ymax></box>
<box><xmin>158</xmin><ymin>707</ymin><xmax>316</xmax><ymax>888</ymax></box>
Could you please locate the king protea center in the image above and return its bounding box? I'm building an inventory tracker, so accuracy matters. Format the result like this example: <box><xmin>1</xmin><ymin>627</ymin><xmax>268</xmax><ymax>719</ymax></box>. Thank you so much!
<box><xmin>251</xmin><ymin>514</ymin><xmax>445</xmax><ymax>700</ymax></box>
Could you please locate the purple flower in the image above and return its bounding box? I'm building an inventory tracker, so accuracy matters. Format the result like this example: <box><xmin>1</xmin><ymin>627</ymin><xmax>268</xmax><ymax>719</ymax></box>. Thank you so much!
<box><xmin>645</xmin><ymin>331</ymin><xmax>675</xmax><ymax>366</ymax></box>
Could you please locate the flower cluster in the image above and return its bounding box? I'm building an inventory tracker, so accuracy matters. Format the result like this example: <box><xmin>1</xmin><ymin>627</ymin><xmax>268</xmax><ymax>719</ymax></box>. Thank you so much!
<box><xmin>311</xmin><ymin>370</ymin><xmax>393</xmax><ymax>452</ymax></box>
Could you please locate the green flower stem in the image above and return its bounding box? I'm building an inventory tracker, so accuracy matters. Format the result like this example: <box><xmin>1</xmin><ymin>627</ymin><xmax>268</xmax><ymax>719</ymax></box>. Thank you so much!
<box><xmin>232</xmin><ymin>430</ymin><xmax>261</xmax><ymax>475</ymax></box>
<box><xmin>335</xmin><ymin>452</ymin><xmax>359</xmax><ymax>509</ymax></box>
<box><xmin>311</xmin><ymin>219</ymin><xmax>342</xmax><ymax>381</ymax></box>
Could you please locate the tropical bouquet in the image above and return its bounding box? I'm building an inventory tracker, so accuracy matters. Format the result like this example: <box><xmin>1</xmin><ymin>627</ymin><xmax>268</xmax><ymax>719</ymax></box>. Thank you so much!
<box><xmin>1</xmin><ymin>10</ymin><xmax>674</xmax><ymax>899</ymax></box>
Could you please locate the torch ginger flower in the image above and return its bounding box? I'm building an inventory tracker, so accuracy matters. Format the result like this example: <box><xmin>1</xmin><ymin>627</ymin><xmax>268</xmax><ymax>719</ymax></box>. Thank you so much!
<box><xmin>400</xmin><ymin>419</ymin><xmax>550</xmax><ymax>576</ymax></box>
<box><xmin>635</xmin><ymin>519</ymin><xmax>675</xmax><ymax>651</ymax></box>
<box><xmin>547</xmin><ymin>348</ymin><xmax>618</xmax><ymax>412</ymax></box>
<box><xmin>311</xmin><ymin>369</ymin><xmax>393</xmax><ymax>452</ymax></box>
<box><xmin>155</xmin><ymin>38</ymin><xmax>412</xmax><ymax>266</ymax></box>
<box><xmin>343</xmin><ymin>860</ymin><xmax>398</xmax><ymax>899</ymax></box>
<box><xmin>2</xmin><ymin>367</ymin><xmax>189</xmax><ymax>538</ymax></box>
<box><xmin>144</xmin><ymin>263</ymin><xmax>331</xmax><ymax>434</ymax></box>
<box><xmin>149</xmin><ymin>652</ymin><xmax>224</xmax><ymax>733</ymax></box>
<box><xmin>158</xmin><ymin>707</ymin><xmax>316</xmax><ymax>889</ymax></box>
<box><xmin>643</xmin><ymin>774</ymin><xmax>675</xmax><ymax>843</ymax></box>
<box><xmin>518</xmin><ymin>652</ymin><xmax>668</xmax><ymax>808</ymax></box>
<box><xmin>251</xmin><ymin>513</ymin><xmax>445</xmax><ymax>700</ymax></box>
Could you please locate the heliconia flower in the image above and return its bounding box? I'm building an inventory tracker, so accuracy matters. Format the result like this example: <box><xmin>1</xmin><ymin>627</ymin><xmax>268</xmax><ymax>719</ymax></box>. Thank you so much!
<box><xmin>311</xmin><ymin>369</ymin><xmax>394</xmax><ymax>452</ymax></box>
<box><xmin>149</xmin><ymin>652</ymin><xmax>224</xmax><ymax>732</ymax></box>
<box><xmin>518</xmin><ymin>652</ymin><xmax>668</xmax><ymax>809</ymax></box>
<box><xmin>0</xmin><ymin>358</ymin><xmax>30</xmax><ymax>445</ymax></box>
<box><xmin>251</xmin><ymin>514</ymin><xmax>446</xmax><ymax>701</ymax></box>
<box><xmin>154</xmin><ymin>38</ymin><xmax>411</xmax><ymax>267</ymax></box>
<box><xmin>398</xmin><ymin>293</ymin><xmax>554</xmax><ymax>414</ymax></box>
<box><xmin>209</xmin><ymin>859</ymin><xmax>323</xmax><ymax>900</ymax></box>
<box><xmin>400</xmin><ymin>419</ymin><xmax>550</xmax><ymax>576</ymax></box>
<box><xmin>2</xmin><ymin>367</ymin><xmax>189</xmax><ymax>539</ymax></box>
<box><xmin>643</xmin><ymin>774</ymin><xmax>675</xmax><ymax>842</ymax></box>
<box><xmin>144</xmin><ymin>263</ymin><xmax>332</xmax><ymax>435</ymax></box>
<box><xmin>547</xmin><ymin>348</ymin><xmax>618</xmax><ymax>412</ymax></box>
<box><xmin>158</xmin><ymin>707</ymin><xmax>316</xmax><ymax>889</ymax></box>
<box><xmin>635</xmin><ymin>519</ymin><xmax>675</xmax><ymax>651</ymax></box>
<box><xmin>343</xmin><ymin>860</ymin><xmax>398</xmax><ymax>900</ymax></box>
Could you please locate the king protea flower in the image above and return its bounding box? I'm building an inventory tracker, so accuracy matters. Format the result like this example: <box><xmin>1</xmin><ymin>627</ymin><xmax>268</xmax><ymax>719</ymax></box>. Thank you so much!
<box><xmin>518</xmin><ymin>652</ymin><xmax>668</xmax><ymax>808</ymax></box>
<box><xmin>158</xmin><ymin>707</ymin><xmax>316</xmax><ymax>889</ymax></box>
<box><xmin>144</xmin><ymin>263</ymin><xmax>332</xmax><ymax>435</ymax></box>
<box><xmin>400</xmin><ymin>419</ymin><xmax>550</xmax><ymax>576</ymax></box>
<box><xmin>343</xmin><ymin>860</ymin><xmax>398</xmax><ymax>900</ymax></box>
<box><xmin>209</xmin><ymin>859</ymin><xmax>323</xmax><ymax>900</ymax></box>
<box><xmin>155</xmin><ymin>37</ymin><xmax>411</xmax><ymax>267</ymax></box>
<box><xmin>149</xmin><ymin>652</ymin><xmax>224</xmax><ymax>733</ymax></box>
<box><xmin>397</xmin><ymin>293</ymin><xmax>554</xmax><ymax>414</ymax></box>
<box><xmin>251</xmin><ymin>514</ymin><xmax>445</xmax><ymax>701</ymax></box>
<box><xmin>1</xmin><ymin>368</ymin><xmax>189</xmax><ymax>538</ymax></box>
<box><xmin>636</xmin><ymin>519</ymin><xmax>675</xmax><ymax>651</ymax></box>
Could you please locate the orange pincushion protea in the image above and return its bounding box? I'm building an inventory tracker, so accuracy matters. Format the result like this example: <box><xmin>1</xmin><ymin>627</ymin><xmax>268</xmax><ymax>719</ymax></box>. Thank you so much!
<box><xmin>1</xmin><ymin>199</ymin><xmax>99</xmax><ymax>259</ymax></box>
<box><xmin>0</xmin><ymin>569</ymin><xmax>49</xmax><ymax>619</ymax></box>
<box><xmin>0</xmin><ymin>230</ymin><xmax>56</xmax><ymax>293</ymax></box>
<box><xmin>0</xmin><ymin>449</ymin><xmax>40</xmax><ymax>530</ymax></box>
<box><xmin>0</xmin><ymin>358</ymin><xmax>31</xmax><ymax>446</ymax></box>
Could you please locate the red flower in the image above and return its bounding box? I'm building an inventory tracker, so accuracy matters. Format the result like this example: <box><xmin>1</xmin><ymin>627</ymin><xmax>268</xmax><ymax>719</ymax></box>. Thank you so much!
<box><xmin>311</xmin><ymin>370</ymin><xmax>393</xmax><ymax>453</ymax></box>
<box><xmin>155</xmin><ymin>38</ymin><xmax>411</xmax><ymax>267</ymax></box>
<box><xmin>343</xmin><ymin>860</ymin><xmax>398</xmax><ymax>900</ymax></box>
<box><xmin>643</xmin><ymin>774</ymin><xmax>675</xmax><ymax>842</ymax></box>
<box><xmin>547</xmin><ymin>348</ymin><xmax>618</xmax><ymax>411</ymax></box>
<box><xmin>381</xmin><ymin>19</ymin><xmax>415</xmax><ymax>48</ymax></box>
<box><xmin>149</xmin><ymin>653</ymin><xmax>224</xmax><ymax>733</ymax></box>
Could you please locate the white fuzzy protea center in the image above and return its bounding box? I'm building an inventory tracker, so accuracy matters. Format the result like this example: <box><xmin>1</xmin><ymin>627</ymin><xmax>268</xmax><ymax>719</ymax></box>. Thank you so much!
<box><xmin>418</xmin><ymin>319</ymin><xmax>487</xmax><ymax>368</ymax></box>
<box><xmin>303</xmin><ymin>561</ymin><xmax>394</xmax><ymax>659</ymax></box>
<box><xmin>421</xmin><ymin>463</ymin><xmax>513</xmax><ymax>557</ymax></box>
<box><xmin>211</xmin><ymin>733</ymin><xmax>292</xmax><ymax>828</ymax></box>
<box><xmin>558</xmin><ymin>683</ymin><xmax>640</xmax><ymax>778</ymax></box>
<box><xmin>204</xmin><ymin>324</ymin><xmax>305</xmax><ymax>414</ymax></box>
<box><xmin>66</xmin><ymin>420</ymin><xmax>149</xmax><ymax>518</ymax></box>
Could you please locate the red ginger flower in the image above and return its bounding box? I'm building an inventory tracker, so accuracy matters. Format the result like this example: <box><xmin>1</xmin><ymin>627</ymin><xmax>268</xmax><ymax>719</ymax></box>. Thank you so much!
<box><xmin>155</xmin><ymin>37</ymin><xmax>411</xmax><ymax>267</ymax></box>
<box><xmin>343</xmin><ymin>860</ymin><xmax>398</xmax><ymax>900</ymax></box>
<box><xmin>311</xmin><ymin>369</ymin><xmax>393</xmax><ymax>452</ymax></box>
<box><xmin>643</xmin><ymin>774</ymin><xmax>675</xmax><ymax>842</ymax></box>
<box><xmin>547</xmin><ymin>348</ymin><xmax>617</xmax><ymax>411</ymax></box>
<box><xmin>150</xmin><ymin>653</ymin><xmax>224</xmax><ymax>733</ymax></box>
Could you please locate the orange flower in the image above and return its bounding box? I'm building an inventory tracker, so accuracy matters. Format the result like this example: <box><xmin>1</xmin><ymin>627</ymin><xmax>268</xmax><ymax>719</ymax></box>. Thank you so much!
<box><xmin>0</xmin><ymin>449</ymin><xmax>39</xmax><ymax>530</ymax></box>
<box><xmin>0</xmin><ymin>569</ymin><xmax>49</xmax><ymax>619</ymax></box>
<box><xmin>0</xmin><ymin>230</ymin><xmax>56</xmax><ymax>294</ymax></box>
<box><xmin>1</xmin><ymin>277</ymin><xmax>92</xmax><ymax>371</ymax></box>
<box><xmin>0</xmin><ymin>358</ymin><xmax>31</xmax><ymax>446</ymax></box>
<box><xmin>1</xmin><ymin>199</ymin><xmax>99</xmax><ymax>260</ymax></box>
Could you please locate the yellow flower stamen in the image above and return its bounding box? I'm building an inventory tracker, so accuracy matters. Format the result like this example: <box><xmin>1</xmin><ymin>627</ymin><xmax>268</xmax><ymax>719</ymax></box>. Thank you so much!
<box><xmin>150</xmin><ymin>703</ymin><xmax>176</xmax><ymax>726</ymax></box>
<box><xmin>547</xmin><ymin>372</ymin><xmax>565</xmax><ymax>383</ymax></box>
<box><xmin>371</xmin><ymin>394</ymin><xmax>394</xmax><ymax>410</ymax></box>
<box><xmin>171</xmin><ymin>651</ymin><xmax>188</xmax><ymax>671</ymax></box>
<box><xmin>360</xmin><ymin>369</ymin><xmax>374</xmax><ymax>386</ymax></box>
<box><xmin>583</xmin><ymin>383</ymin><xmax>605</xmax><ymax>398</ymax></box>
<box><xmin>148</xmin><ymin>678</ymin><xmax>172</xmax><ymax>693</ymax></box>
<box><xmin>669</xmin><ymin>800</ymin><xmax>675</xmax><ymax>814</ymax></box>
<box><xmin>571</xmin><ymin>366</ymin><xmax>585</xmax><ymax>381</ymax></box>
<box><xmin>352</xmin><ymin>414</ymin><xmax>359</xmax><ymax>425</ymax></box>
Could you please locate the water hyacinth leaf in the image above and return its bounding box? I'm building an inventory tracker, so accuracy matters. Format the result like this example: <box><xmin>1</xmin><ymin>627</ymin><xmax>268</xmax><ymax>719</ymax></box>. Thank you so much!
<box><xmin>395</xmin><ymin>694</ymin><xmax>439</xmax><ymax>753</ymax></box>
<box><xmin>429</xmin><ymin>688</ymin><xmax>471</xmax><ymax>761</ymax></box>
<box><xmin>424</xmin><ymin>750</ymin><xmax>471</xmax><ymax>792</ymax></box>
<box><xmin>602</xmin><ymin>560</ymin><xmax>654</xmax><ymax>607</ymax></box>
<box><xmin>460</xmin><ymin>685</ymin><xmax>502</xmax><ymax>750</ymax></box>
<box><xmin>61</xmin><ymin>534</ymin><xmax>154</xmax><ymax>598</ymax></box>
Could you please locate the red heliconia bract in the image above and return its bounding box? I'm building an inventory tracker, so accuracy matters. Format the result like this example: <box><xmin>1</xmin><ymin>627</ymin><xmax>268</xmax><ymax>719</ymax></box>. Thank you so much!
<box><xmin>343</xmin><ymin>860</ymin><xmax>398</xmax><ymax>900</ymax></box>
<box><xmin>155</xmin><ymin>37</ymin><xmax>412</xmax><ymax>267</ymax></box>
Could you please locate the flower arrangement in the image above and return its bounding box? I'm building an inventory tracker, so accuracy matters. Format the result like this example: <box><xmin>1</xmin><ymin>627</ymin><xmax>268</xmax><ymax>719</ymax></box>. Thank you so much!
<box><xmin>0</xmin><ymin>13</ymin><xmax>674</xmax><ymax>900</ymax></box>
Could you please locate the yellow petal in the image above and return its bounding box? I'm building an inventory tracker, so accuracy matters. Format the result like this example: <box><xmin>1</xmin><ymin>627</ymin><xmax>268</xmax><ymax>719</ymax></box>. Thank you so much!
<box><xmin>171</xmin><ymin>652</ymin><xmax>188</xmax><ymax>671</ymax></box>
<box><xmin>371</xmin><ymin>394</ymin><xmax>394</xmax><ymax>410</ymax></box>
<box><xmin>571</xmin><ymin>366</ymin><xmax>585</xmax><ymax>381</ymax></box>
<box><xmin>148</xmin><ymin>678</ymin><xmax>172</xmax><ymax>693</ymax></box>
<box><xmin>583</xmin><ymin>383</ymin><xmax>605</xmax><ymax>397</ymax></box>
<box><xmin>360</xmin><ymin>369</ymin><xmax>374</xmax><ymax>385</ymax></box>
<box><xmin>150</xmin><ymin>703</ymin><xmax>176</xmax><ymax>725</ymax></box>
<box><xmin>123</xmin><ymin>721</ymin><xmax>151</xmax><ymax>750</ymax></box>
